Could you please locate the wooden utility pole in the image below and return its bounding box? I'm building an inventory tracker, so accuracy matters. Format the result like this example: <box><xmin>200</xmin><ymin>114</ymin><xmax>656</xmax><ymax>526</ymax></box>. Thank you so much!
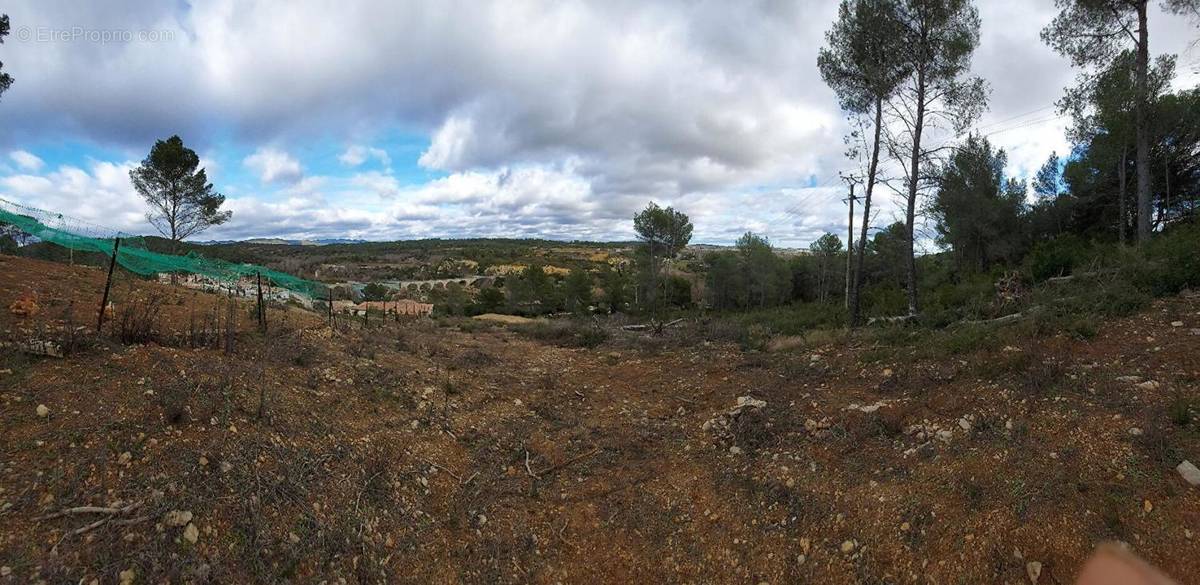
<box><xmin>96</xmin><ymin>237</ymin><xmax>121</xmax><ymax>332</ymax></box>
<box><xmin>840</xmin><ymin>173</ymin><xmax>859</xmax><ymax>310</ymax></box>
<box><xmin>327</xmin><ymin>287</ymin><xmax>333</xmax><ymax>327</ymax></box>
<box><xmin>845</xmin><ymin>183</ymin><xmax>855</xmax><ymax>309</ymax></box>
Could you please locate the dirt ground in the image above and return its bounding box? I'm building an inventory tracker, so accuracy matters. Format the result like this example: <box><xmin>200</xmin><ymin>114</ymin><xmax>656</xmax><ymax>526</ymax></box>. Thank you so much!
<box><xmin>1</xmin><ymin>254</ymin><xmax>1199</xmax><ymax>584</ymax></box>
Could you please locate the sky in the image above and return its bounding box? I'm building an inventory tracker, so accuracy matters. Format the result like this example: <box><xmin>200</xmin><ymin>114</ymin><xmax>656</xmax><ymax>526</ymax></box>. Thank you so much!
<box><xmin>0</xmin><ymin>1</ymin><xmax>1197</xmax><ymax>248</ymax></box>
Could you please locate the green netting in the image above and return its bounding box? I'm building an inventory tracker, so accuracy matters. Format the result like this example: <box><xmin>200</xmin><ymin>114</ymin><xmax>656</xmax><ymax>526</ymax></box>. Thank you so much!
<box><xmin>0</xmin><ymin>198</ymin><xmax>328</xmax><ymax>299</ymax></box>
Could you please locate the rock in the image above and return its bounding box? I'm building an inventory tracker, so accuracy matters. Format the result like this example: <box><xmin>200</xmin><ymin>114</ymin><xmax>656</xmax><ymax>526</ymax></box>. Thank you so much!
<box><xmin>117</xmin><ymin>452</ymin><xmax>133</xmax><ymax>466</ymax></box>
<box><xmin>288</xmin><ymin>532</ymin><xmax>300</xmax><ymax>543</ymax></box>
<box><xmin>163</xmin><ymin>510</ymin><xmax>193</xmax><ymax>527</ymax></box>
<box><xmin>220</xmin><ymin>461</ymin><xmax>233</xmax><ymax>473</ymax></box>
<box><xmin>119</xmin><ymin>568</ymin><xmax>136</xmax><ymax>584</ymax></box>
<box><xmin>1143</xmin><ymin>499</ymin><xmax>1153</xmax><ymax>513</ymax></box>
<box><xmin>198</xmin><ymin>456</ymin><xmax>209</xmax><ymax>466</ymax></box>
<box><xmin>840</xmin><ymin>540</ymin><xmax>856</xmax><ymax>554</ymax></box>
<box><xmin>900</xmin><ymin>522</ymin><xmax>911</xmax><ymax>532</ymax></box>
<box><xmin>1128</xmin><ymin>427</ymin><xmax>1143</xmax><ymax>436</ymax></box>
<box><xmin>183</xmin><ymin>523</ymin><xmax>199</xmax><ymax>544</ymax></box>
<box><xmin>1177</xmin><ymin>460</ymin><xmax>1200</xmax><ymax>486</ymax></box>
<box><xmin>0</xmin><ymin>566</ymin><xmax>11</xmax><ymax>577</ymax></box>
<box><xmin>1026</xmin><ymin>561</ymin><xmax>1042</xmax><ymax>584</ymax></box>
<box><xmin>935</xmin><ymin>429</ymin><xmax>954</xmax><ymax>442</ymax></box>
<box><xmin>729</xmin><ymin>446</ymin><xmax>744</xmax><ymax>455</ymax></box>
<box><xmin>1135</xmin><ymin>380</ymin><xmax>1161</xmax><ymax>391</ymax></box>
<box><xmin>957</xmin><ymin>418</ymin><xmax>972</xmax><ymax>432</ymax></box>
<box><xmin>1115</xmin><ymin>375</ymin><xmax>1141</xmax><ymax>383</ymax></box>
<box><xmin>799</xmin><ymin>537</ymin><xmax>811</xmax><ymax>553</ymax></box>
<box><xmin>736</xmin><ymin>396</ymin><xmax>767</xmax><ymax>409</ymax></box>
<box><xmin>1171</xmin><ymin>321</ymin><xmax>1184</xmax><ymax>327</ymax></box>
<box><xmin>36</xmin><ymin>404</ymin><xmax>50</xmax><ymax>417</ymax></box>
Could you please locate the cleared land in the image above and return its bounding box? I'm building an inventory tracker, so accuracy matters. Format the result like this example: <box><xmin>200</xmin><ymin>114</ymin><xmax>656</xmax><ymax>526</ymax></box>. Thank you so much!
<box><xmin>1</xmin><ymin>254</ymin><xmax>1199</xmax><ymax>583</ymax></box>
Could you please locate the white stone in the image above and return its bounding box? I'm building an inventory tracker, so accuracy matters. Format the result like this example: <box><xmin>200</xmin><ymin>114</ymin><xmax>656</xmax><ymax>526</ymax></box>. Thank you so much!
<box><xmin>163</xmin><ymin>510</ymin><xmax>193</xmax><ymax>527</ymax></box>
<box><xmin>1026</xmin><ymin>561</ymin><xmax>1042</xmax><ymax>584</ymax></box>
<box><xmin>183</xmin><ymin>523</ymin><xmax>199</xmax><ymax>544</ymax></box>
<box><xmin>36</xmin><ymin>404</ymin><xmax>49</xmax><ymax>417</ymax></box>
<box><xmin>1177</xmin><ymin>460</ymin><xmax>1200</xmax><ymax>486</ymax></box>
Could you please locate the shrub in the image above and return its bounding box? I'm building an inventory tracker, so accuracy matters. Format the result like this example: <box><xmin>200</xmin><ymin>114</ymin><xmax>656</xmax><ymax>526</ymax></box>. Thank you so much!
<box><xmin>1027</xmin><ymin>235</ymin><xmax>1093</xmax><ymax>282</ymax></box>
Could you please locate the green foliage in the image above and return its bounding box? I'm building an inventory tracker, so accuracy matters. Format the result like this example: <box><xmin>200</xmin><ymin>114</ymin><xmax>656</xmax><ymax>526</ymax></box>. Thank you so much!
<box><xmin>361</xmin><ymin>282</ymin><xmax>390</xmax><ymax>301</ymax></box>
<box><xmin>512</xmin><ymin>319</ymin><xmax>607</xmax><ymax>348</ymax></box>
<box><xmin>1026</xmin><ymin>234</ymin><xmax>1093</xmax><ymax>281</ymax></box>
<box><xmin>0</xmin><ymin>14</ymin><xmax>12</xmax><ymax>100</ymax></box>
<box><xmin>130</xmin><ymin>135</ymin><xmax>231</xmax><ymax>243</ymax></box>
<box><xmin>1123</xmin><ymin>222</ymin><xmax>1200</xmax><ymax>296</ymax></box>
<box><xmin>564</xmin><ymin>268</ymin><xmax>593</xmax><ymax>313</ymax></box>
<box><xmin>633</xmin><ymin>203</ymin><xmax>693</xmax><ymax>315</ymax></box>
<box><xmin>705</xmin><ymin>232</ymin><xmax>793</xmax><ymax>310</ymax></box>
<box><xmin>476</xmin><ymin>286</ymin><xmax>505</xmax><ymax>313</ymax></box>
<box><xmin>930</xmin><ymin>135</ymin><xmax>1028</xmax><ymax>272</ymax></box>
<box><xmin>599</xmin><ymin>265</ymin><xmax>630</xmax><ymax>312</ymax></box>
<box><xmin>818</xmin><ymin>0</ymin><xmax>909</xmax><ymax>114</ymax></box>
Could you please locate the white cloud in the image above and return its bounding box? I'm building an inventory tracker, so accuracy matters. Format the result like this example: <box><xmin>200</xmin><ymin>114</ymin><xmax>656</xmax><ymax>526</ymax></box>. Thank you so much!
<box><xmin>0</xmin><ymin>161</ymin><xmax>152</xmax><ymax>235</ymax></box>
<box><xmin>0</xmin><ymin>0</ymin><xmax>1197</xmax><ymax>245</ymax></box>
<box><xmin>9</xmin><ymin>150</ymin><xmax>45</xmax><ymax>172</ymax></box>
<box><xmin>243</xmin><ymin>147</ymin><xmax>303</xmax><ymax>185</ymax></box>
<box><xmin>338</xmin><ymin>145</ymin><xmax>391</xmax><ymax>167</ymax></box>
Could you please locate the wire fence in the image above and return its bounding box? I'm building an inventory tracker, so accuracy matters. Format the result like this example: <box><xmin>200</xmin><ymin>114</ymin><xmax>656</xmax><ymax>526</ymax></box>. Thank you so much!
<box><xmin>0</xmin><ymin>197</ymin><xmax>328</xmax><ymax>299</ymax></box>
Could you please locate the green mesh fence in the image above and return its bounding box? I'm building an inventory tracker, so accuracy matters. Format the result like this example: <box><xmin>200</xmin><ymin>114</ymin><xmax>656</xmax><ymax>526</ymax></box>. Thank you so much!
<box><xmin>0</xmin><ymin>198</ymin><xmax>328</xmax><ymax>299</ymax></box>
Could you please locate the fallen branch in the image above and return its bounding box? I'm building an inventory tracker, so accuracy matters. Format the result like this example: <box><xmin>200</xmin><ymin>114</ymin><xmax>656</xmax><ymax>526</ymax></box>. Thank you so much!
<box><xmin>37</xmin><ymin>501</ymin><xmax>142</xmax><ymax>521</ymax></box>
<box><xmin>408</xmin><ymin>452</ymin><xmax>463</xmax><ymax>482</ymax></box>
<box><xmin>534</xmin><ymin>447</ymin><xmax>602</xmax><ymax>477</ymax></box>
<box><xmin>866</xmin><ymin>315</ymin><xmax>915</xmax><ymax>326</ymax></box>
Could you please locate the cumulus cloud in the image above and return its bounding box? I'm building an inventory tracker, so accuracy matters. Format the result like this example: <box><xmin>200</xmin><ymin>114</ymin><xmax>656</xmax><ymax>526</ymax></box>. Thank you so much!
<box><xmin>0</xmin><ymin>160</ymin><xmax>152</xmax><ymax>234</ymax></box>
<box><xmin>9</xmin><ymin>150</ymin><xmax>45</xmax><ymax>172</ymax></box>
<box><xmin>338</xmin><ymin>145</ymin><xmax>391</xmax><ymax>168</ymax></box>
<box><xmin>243</xmin><ymin>147</ymin><xmax>303</xmax><ymax>185</ymax></box>
<box><xmin>0</xmin><ymin>0</ymin><xmax>1196</xmax><ymax>244</ymax></box>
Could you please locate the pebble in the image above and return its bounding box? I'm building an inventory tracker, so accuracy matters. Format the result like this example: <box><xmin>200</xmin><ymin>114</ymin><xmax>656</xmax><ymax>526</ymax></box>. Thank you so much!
<box><xmin>119</xmin><ymin>569</ymin><xmax>136</xmax><ymax>584</ymax></box>
<box><xmin>1177</xmin><ymin>460</ymin><xmax>1200</xmax><ymax>486</ymax></box>
<box><xmin>1026</xmin><ymin>560</ymin><xmax>1042</xmax><ymax>584</ymax></box>
<box><xmin>1128</xmin><ymin>427</ymin><xmax>1143</xmax><ymax>436</ymax></box>
<box><xmin>36</xmin><ymin>404</ymin><xmax>50</xmax><ymax>417</ymax></box>
<box><xmin>1171</xmin><ymin>321</ymin><xmax>1184</xmax><ymax>327</ymax></box>
<box><xmin>840</xmin><ymin>540</ymin><xmax>856</xmax><ymax>554</ymax></box>
<box><xmin>729</xmin><ymin>446</ymin><xmax>743</xmax><ymax>455</ymax></box>
<box><xmin>220</xmin><ymin>461</ymin><xmax>233</xmax><ymax>473</ymax></box>
<box><xmin>0</xmin><ymin>567</ymin><xmax>10</xmax><ymax>577</ymax></box>
<box><xmin>288</xmin><ymin>532</ymin><xmax>300</xmax><ymax>543</ymax></box>
<box><xmin>1143</xmin><ymin>499</ymin><xmax>1153</xmax><ymax>513</ymax></box>
<box><xmin>117</xmin><ymin>452</ymin><xmax>132</xmax><ymax>465</ymax></box>
<box><xmin>183</xmin><ymin>523</ymin><xmax>199</xmax><ymax>544</ymax></box>
<box><xmin>163</xmin><ymin>510</ymin><xmax>193</xmax><ymax>527</ymax></box>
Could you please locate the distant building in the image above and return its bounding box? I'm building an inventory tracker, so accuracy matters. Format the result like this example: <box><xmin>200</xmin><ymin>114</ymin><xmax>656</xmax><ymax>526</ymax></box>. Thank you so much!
<box><xmin>335</xmin><ymin>299</ymin><xmax>434</xmax><ymax>317</ymax></box>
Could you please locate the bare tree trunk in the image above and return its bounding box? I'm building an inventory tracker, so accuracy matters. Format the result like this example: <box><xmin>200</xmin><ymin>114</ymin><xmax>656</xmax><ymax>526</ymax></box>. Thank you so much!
<box><xmin>904</xmin><ymin>69</ymin><xmax>927</xmax><ymax>317</ymax></box>
<box><xmin>1135</xmin><ymin>1</ymin><xmax>1151</xmax><ymax>245</ymax></box>
<box><xmin>1119</xmin><ymin>147</ymin><xmax>1128</xmax><ymax>246</ymax></box>
<box><xmin>850</xmin><ymin>99</ymin><xmax>883</xmax><ymax>328</ymax></box>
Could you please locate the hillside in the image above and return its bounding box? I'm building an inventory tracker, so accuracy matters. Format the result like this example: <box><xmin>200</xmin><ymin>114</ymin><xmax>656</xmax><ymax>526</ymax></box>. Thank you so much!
<box><xmin>1</xmin><ymin>253</ymin><xmax>1199</xmax><ymax>583</ymax></box>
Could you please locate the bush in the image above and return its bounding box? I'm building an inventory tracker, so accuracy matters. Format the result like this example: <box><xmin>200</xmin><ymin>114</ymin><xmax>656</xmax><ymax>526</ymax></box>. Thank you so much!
<box><xmin>1125</xmin><ymin>222</ymin><xmax>1200</xmax><ymax>296</ymax></box>
<box><xmin>513</xmin><ymin>319</ymin><xmax>606</xmax><ymax>348</ymax></box>
<box><xmin>1027</xmin><ymin>235</ymin><xmax>1093</xmax><ymax>282</ymax></box>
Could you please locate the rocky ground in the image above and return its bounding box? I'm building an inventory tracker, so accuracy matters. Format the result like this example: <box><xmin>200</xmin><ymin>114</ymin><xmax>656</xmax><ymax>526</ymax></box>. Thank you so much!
<box><xmin>1</xmin><ymin>254</ymin><xmax>1199</xmax><ymax>584</ymax></box>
